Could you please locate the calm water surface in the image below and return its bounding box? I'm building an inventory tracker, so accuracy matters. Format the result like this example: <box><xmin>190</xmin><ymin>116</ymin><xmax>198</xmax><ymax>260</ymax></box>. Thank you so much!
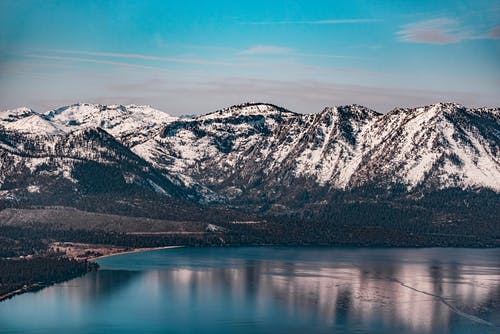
<box><xmin>1</xmin><ymin>247</ymin><xmax>499</xmax><ymax>334</ymax></box>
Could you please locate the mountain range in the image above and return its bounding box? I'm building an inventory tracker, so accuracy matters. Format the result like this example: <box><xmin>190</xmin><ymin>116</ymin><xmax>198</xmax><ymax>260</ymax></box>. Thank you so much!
<box><xmin>0</xmin><ymin>102</ymin><xmax>499</xmax><ymax>239</ymax></box>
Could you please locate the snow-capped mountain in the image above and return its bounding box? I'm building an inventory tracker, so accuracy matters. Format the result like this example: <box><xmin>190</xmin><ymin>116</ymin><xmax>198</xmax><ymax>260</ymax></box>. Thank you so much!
<box><xmin>127</xmin><ymin>102</ymin><xmax>499</xmax><ymax>194</ymax></box>
<box><xmin>0</xmin><ymin>107</ymin><xmax>64</xmax><ymax>135</ymax></box>
<box><xmin>349</xmin><ymin>103</ymin><xmax>500</xmax><ymax>191</ymax></box>
<box><xmin>0</xmin><ymin>102</ymin><xmax>498</xmax><ymax>214</ymax></box>
<box><xmin>44</xmin><ymin>103</ymin><xmax>177</xmax><ymax>146</ymax></box>
<box><xmin>0</xmin><ymin>125</ymin><xmax>192</xmax><ymax>202</ymax></box>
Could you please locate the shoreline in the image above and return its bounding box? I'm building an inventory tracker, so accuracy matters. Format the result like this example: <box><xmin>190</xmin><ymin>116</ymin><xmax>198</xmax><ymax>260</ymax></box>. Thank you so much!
<box><xmin>0</xmin><ymin>245</ymin><xmax>183</xmax><ymax>303</ymax></box>
<box><xmin>88</xmin><ymin>245</ymin><xmax>184</xmax><ymax>261</ymax></box>
<box><xmin>0</xmin><ymin>281</ymin><xmax>52</xmax><ymax>303</ymax></box>
<box><xmin>48</xmin><ymin>242</ymin><xmax>185</xmax><ymax>262</ymax></box>
<box><xmin>0</xmin><ymin>286</ymin><xmax>35</xmax><ymax>302</ymax></box>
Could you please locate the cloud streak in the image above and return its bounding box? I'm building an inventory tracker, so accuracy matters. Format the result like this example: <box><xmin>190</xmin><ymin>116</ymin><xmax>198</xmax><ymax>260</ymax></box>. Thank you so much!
<box><xmin>32</xmin><ymin>48</ymin><xmax>368</xmax><ymax>74</ymax></box>
<box><xmin>238</xmin><ymin>45</ymin><xmax>363</xmax><ymax>59</ymax></box>
<box><xmin>40</xmin><ymin>49</ymin><xmax>237</xmax><ymax>66</ymax></box>
<box><xmin>242</xmin><ymin>18</ymin><xmax>381</xmax><ymax>25</ymax></box>
<box><xmin>25</xmin><ymin>54</ymin><xmax>163</xmax><ymax>70</ymax></box>
<box><xmin>397</xmin><ymin>18</ymin><xmax>500</xmax><ymax>44</ymax></box>
<box><xmin>239</xmin><ymin>45</ymin><xmax>293</xmax><ymax>55</ymax></box>
<box><xmin>397</xmin><ymin>18</ymin><xmax>465</xmax><ymax>44</ymax></box>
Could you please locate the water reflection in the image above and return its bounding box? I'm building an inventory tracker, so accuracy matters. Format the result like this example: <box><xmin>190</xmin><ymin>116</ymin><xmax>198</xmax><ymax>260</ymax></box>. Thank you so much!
<box><xmin>0</xmin><ymin>248</ymin><xmax>499</xmax><ymax>334</ymax></box>
<box><xmin>114</xmin><ymin>249</ymin><xmax>500</xmax><ymax>333</ymax></box>
<box><xmin>62</xmin><ymin>270</ymin><xmax>142</xmax><ymax>303</ymax></box>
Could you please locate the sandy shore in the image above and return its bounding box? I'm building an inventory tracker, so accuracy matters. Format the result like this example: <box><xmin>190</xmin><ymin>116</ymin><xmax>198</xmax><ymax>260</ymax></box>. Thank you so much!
<box><xmin>49</xmin><ymin>242</ymin><xmax>184</xmax><ymax>261</ymax></box>
<box><xmin>88</xmin><ymin>245</ymin><xmax>184</xmax><ymax>261</ymax></box>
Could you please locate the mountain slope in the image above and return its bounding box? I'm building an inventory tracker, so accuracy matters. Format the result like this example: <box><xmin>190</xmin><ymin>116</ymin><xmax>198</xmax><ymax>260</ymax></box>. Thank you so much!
<box><xmin>124</xmin><ymin>103</ymin><xmax>499</xmax><ymax>207</ymax></box>
<box><xmin>349</xmin><ymin>103</ymin><xmax>500</xmax><ymax>191</ymax></box>
<box><xmin>0</xmin><ymin>126</ymin><xmax>195</xmax><ymax>206</ymax></box>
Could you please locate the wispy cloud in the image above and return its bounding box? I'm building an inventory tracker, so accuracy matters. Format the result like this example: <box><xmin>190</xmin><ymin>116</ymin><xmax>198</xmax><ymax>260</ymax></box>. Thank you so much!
<box><xmin>397</xmin><ymin>18</ymin><xmax>464</xmax><ymax>44</ymax></box>
<box><xmin>25</xmin><ymin>54</ymin><xmax>163</xmax><ymax>70</ymax></box>
<box><xmin>239</xmin><ymin>45</ymin><xmax>293</xmax><ymax>55</ymax></box>
<box><xmin>397</xmin><ymin>18</ymin><xmax>500</xmax><ymax>44</ymax></box>
<box><xmin>22</xmin><ymin>49</ymin><xmax>378</xmax><ymax>81</ymax></box>
<box><xmin>242</xmin><ymin>18</ymin><xmax>381</xmax><ymax>25</ymax></box>
<box><xmin>488</xmin><ymin>26</ymin><xmax>500</xmax><ymax>39</ymax></box>
<box><xmin>38</xmin><ymin>49</ymin><xmax>237</xmax><ymax>66</ymax></box>
<box><xmin>294</xmin><ymin>52</ymin><xmax>364</xmax><ymax>60</ymax></box>
<box><xmin>25</xmin><ymin>48</ymin><xmax>372</xmax><ymax>78</ymax></box>
<box><xmin>238</xmin><ymin>45</ymin><xmax>362</xmax><ymax>59</ymax></box>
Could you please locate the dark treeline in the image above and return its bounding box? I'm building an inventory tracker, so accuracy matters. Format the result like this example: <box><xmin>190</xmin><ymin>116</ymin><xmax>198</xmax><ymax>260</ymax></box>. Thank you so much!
<box><xmin>0</xmin><ymin>225</ymin><xmax>225</xmax><ymax>258</ymax></box>
<box><xmin>220</xmin><ymin>220</ymin><xmax>498</xmax><ymax>247</ymax></box>
<box><xmin>0</xmin><ymin>230</ymin><xmax>46</xmax><ymax>258</ymax></box>
<box><xmin>262</xmin><ymin>187</ymin><xmax>500</xmax><ymax>246</ymax></box>
<box><xmin>0</xmin><ymin>187</ymin><xmax>498</xmax><ymax>256</ymax></box>
<box><xmin>0</xmin><ymin>257</ymin><xmax>98</xmax><ymax>297</ymax></box>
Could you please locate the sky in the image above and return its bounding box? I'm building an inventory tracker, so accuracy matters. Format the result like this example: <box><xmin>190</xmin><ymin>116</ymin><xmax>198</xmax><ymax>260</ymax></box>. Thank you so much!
<box><xmin>0</xmin><ymin>0</ymin><xmax>499</xmax><ymax>115</ymax></box>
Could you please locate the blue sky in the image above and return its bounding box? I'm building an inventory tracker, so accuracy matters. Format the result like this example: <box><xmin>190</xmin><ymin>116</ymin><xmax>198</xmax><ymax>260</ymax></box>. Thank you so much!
<box><xmin>0</xmin><ymin>0</ymin><xmax>499</xmax><ymax>114</ymax></box>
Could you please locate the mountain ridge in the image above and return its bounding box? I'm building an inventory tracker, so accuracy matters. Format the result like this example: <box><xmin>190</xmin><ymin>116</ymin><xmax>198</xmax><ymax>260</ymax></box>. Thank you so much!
<box><xmin>1</xmin><ymin>101</ymin><xmax>499</xmax><ymax>215</ymax></box>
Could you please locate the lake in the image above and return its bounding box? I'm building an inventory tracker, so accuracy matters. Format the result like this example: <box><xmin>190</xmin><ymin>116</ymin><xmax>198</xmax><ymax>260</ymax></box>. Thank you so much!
<box><xmin>1</xmin><ymin>247</ymin><xmax>499</xmax><ymax>333</ymax></box>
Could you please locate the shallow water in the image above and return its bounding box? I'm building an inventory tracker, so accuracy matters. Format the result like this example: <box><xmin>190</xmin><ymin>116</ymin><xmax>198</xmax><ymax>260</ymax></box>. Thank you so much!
<box><xmin>1</xmin><ymin>247</ymin><xmax>499</xmax><ymax>333</ymax></box>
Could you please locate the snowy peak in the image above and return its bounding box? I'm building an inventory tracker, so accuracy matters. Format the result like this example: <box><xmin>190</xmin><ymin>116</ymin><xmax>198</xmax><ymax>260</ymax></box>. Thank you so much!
<box><xmin>197</xmin><ymin>102</ymin><xmax>298</xmax><ymax>120</ymax></box>
<box><xmin>0</xmin><ymin>107</ymin><xmax>64</xmax><ymax>135</ymax></box>
<box><xmin>386</xmin><ymin>103</ymin><xmax>473</xmax><ymax>120</ymax></box>
<box><xmin>320</xmin><ymin>104</ymin><xmax>381</xmax><ymax>120</ymax></box>
<box><xmin>314</xmin><ymin>105</ymin><xmax>380</xmax><ymax>138</ymax></box>
<box><xmin>44</xmin><ymin>103</ymin><xmax>177</xmax><ymax>136</ymax></box>
<box><xmin>0</xmin><ymin>107</ymin><xmax>37</xmax><ymax>121</ymax></box>
<box><xmin>1</xmin><ymin>103</ymin><xmax>178</xmax><ymax>137</ymax></box>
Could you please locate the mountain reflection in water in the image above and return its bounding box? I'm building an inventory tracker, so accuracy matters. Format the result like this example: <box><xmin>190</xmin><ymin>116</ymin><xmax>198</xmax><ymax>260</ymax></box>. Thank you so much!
<box><xmin>0</xmin><ymin>247</ymin><xmax>499</xmax><ymax>334</ymax></box>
